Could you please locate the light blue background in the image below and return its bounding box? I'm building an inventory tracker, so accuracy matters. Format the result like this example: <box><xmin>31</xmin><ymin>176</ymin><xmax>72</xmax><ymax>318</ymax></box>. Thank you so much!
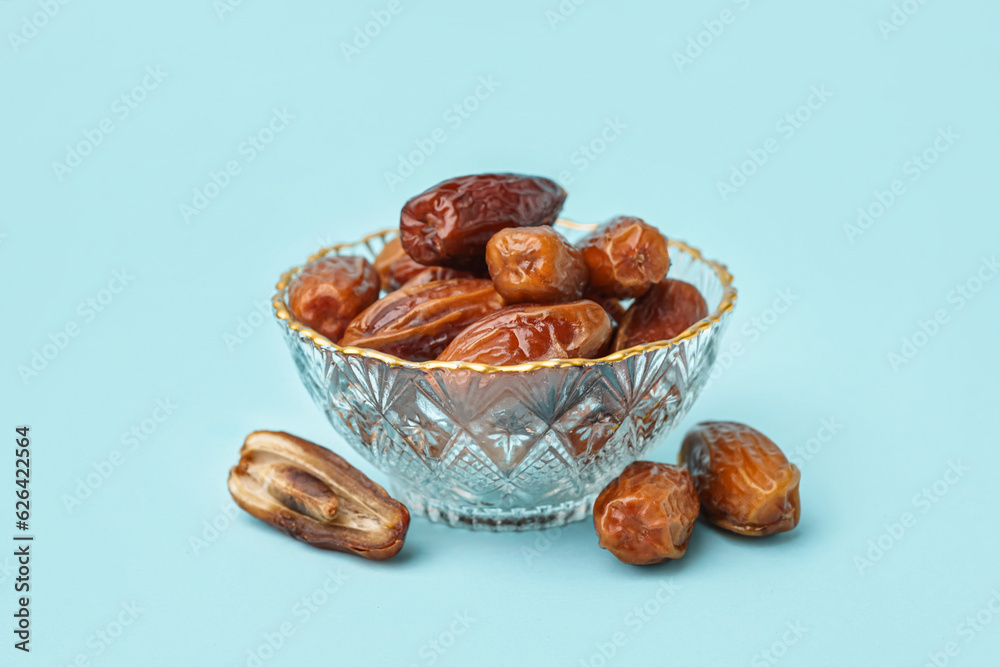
<box><xmin>2</xmin><ymin>1</ymin><xmax>999</xmax><ymax>665</ymax></box>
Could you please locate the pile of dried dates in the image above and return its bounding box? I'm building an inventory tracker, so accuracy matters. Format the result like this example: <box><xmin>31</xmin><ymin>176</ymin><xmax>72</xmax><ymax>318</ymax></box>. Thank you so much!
<box><xmin>227</xmin><ymin>173</ymin><xmax>802</xmax><ymax>564</ymax></box>
<box><xmin>287</xmin><ymin>172</ymin><xmax>710</xmax><ymax>365</ymax></box>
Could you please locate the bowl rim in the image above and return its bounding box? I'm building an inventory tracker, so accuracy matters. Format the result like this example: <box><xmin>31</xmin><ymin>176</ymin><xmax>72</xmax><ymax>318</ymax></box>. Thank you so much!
<box><xmin>272</xmin><ymin>220</ymin><xmax>737</xmax><ymax>373</ymax></box>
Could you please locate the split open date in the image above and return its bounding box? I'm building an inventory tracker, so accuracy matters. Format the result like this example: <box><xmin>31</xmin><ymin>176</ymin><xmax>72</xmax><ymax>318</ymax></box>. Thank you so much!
<box><xmin>228</xmin><ymin>431</ymin><xmax>409</xmax><ymax>560</ymax></box>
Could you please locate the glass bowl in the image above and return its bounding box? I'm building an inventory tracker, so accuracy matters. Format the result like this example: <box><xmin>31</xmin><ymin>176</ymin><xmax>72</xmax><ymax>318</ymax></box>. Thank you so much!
<box><xmin>271</xmin><ymin>221</ymin><xmax>736</xmax><ymax>531</ymax></box>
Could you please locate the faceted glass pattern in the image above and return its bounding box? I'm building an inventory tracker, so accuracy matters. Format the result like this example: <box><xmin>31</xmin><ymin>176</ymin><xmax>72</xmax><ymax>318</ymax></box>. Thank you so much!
<box><xmin>274</xmin><ymin>229</ymin><xmax>734</xmax><ymax>531</ymax></box>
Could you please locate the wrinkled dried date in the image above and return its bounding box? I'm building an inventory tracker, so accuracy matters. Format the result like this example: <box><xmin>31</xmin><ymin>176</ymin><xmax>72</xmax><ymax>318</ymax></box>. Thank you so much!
<box><xmin>437</xmin><ymin>300</ymin><xmax>612</xmax><ymax>365</ymax></box>
<box><xmin>339</xmin><ymin>278</ymin><xmax>505</xmax><ymax>361</ymax></box>
<box><xmin>228</xmin><ymin>431</ymin><xmax>409</xmax><ymax>560</ymax></box>
<box><xmin>593</xmin><ymin>461</ymin><xmax>700</xmax><ymax>565</ymax></box>
<box><xmin>614</xmin><ymin>279</ymin><xmax>708</xmax><ymax>351</ymax></box>
<box><xmin>679</xmin><ymin>421</ymin><xmax>801</xmax><ymax>537</ymax></box>
<box><xmin>485</xmin><ymin>226</ymin><xmax>588</xmax><ymax>304</ymax></box>
<box><xmin>400</xmin><ymin>173</ymin><xmax>567</xmax><ymax>270</ymax></box>
<box><xmin>577</xmin><ymin>216</ymin><xmax>670</xmax><ymax>299</ymax></box>
<box><xmin>288</xmin><ymin>255</ymin><xmax>381</xmax><ymax>342</ymax></box>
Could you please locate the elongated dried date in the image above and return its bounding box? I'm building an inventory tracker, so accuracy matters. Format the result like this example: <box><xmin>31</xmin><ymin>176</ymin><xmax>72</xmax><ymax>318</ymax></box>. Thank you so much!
<box><xmin>288</xmin><ymin>256</ymin><xmax>381</xmax><ymax>342</ymax></box>
<box><xmin>577</xmin><ymin>216</ymin><xmax>670</xmax><ymax>299</ymax></box>
<box><xmin>614</xmin><ymin>279</ymin><xmax>708</xmax><ymax>351</ymax></box>
<box><xmin>400</xmin><ymin>173</ymin><xmax>567</xmax><ymax>270</ymax></box>
<box><xmin>339</xmin><ymin>278</ymin><xmax>505</xmax><ymax>361</ymax></box>
<box><xmin>485</xmin><ymin>226</ymin><xmax>588</xmax><ymax>304</ymax></box>
<box><xmin>679</xmin><ymin>421</ymin><xmax>801</xmax><ymax>537</ymax></box>
<box><xmin>437</xmin><ymin>301</ymin><xmax>612</xmax><ymax>365</ymax></box>
<box><xmin>593</xmin><ymin>461</ymin><xmax>700</xmax><ymax>565</ymax></box>
<box><xmin>228</xmin><ymin>431</ymin><xmax>409</xmax><ymax>560</ymax></box>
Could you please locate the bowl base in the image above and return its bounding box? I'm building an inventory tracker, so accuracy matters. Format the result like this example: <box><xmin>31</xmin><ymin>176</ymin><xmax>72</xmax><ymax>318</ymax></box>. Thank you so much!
<box><xmin>393</xmin><ymin>485</ymin><xmax>596</xmax><ymax>532</ymax></box>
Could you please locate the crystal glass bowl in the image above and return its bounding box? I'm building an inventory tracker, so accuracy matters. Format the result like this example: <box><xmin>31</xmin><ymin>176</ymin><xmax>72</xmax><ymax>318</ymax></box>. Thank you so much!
<box><xmin>272</xmin><ymin>222</ymin><xmax>736</xmax><ymax>531</ymax></box>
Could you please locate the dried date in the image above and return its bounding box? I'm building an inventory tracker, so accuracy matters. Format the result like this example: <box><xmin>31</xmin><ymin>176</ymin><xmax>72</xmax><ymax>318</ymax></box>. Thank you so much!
<box><xmin>400</xmin><ymin>173</ymin><xmax>567</xmax><ymax>270</ymax></box>
<box><xmin>593</xmin><ymin>461</ymin><xmax>700</xmax><ymax>565</ymax></box>
<box><xmin>614</xmin><ymin>279</ymin><xmax>708</xmax><ymax>351</ymax></box>
<box><xmin>339</xmin><ymin>278</ymin><xmax>504</xmax><ymax>361</ymax></box>
<box><xmin>485</xmin><ymin>226</ymin><xmax>588</xmax><ymax>304</ymax></box>
<box><xmin>583</xmin><ymin>291</ymin><xmax>626</xmax><ymax>325</ymax></box>
<box><xmin>679</xmin><ymin>421</ymin><xmax>801</xmax><ymax>537</ymax></box>
<box><xmin>228</xmin><ymin>430</ymin><xmax>409</xmax><ymax>560</ymax></box>
<box><xmin>288</xmin><ymin>255</ymin><xmax>381</xmax><ymax>342</ymax></box>
<box><xmin>577</xmin><ymin>216</ymin><xmax>670</xmax><ymax>299</ymax></box>
<box><xmin>373</xmin><ymin>237</ymin><xmax>427</xmax><ymax>291</ymax></box>
<box><xmin>437</xmin><ymin>301</ymin><xmax>612</xmax><ymax>365</ymax></box>
<box><xmin>372</xmin><ymin>237</ymin><xmax>473</xmax><ymax>291</ymax></box>
<box><xmin>400</xmin><ymin>266</ymin><xmax>477</xmax><ymax>289</ymax></box>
